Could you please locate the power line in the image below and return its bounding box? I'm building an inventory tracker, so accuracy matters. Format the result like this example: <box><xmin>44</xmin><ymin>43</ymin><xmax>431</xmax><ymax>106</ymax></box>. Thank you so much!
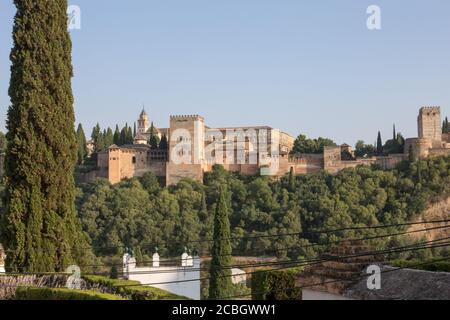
<box><xmin>1</xmin><ymin>240</ymin><xmax>449</xmax><ymax>290</ymax></box>
<box><xmin>121</xmin><ymin>224</ymin><xmax>450</xmax><ymax>266</ymax></box>
<box><xmin>91</xmin><ymin>229</ymin><xmax>450</xmax><ymax>275</ymax></box>
<box><xmin>5</xmin><ymin>218</ymin><xmax>449</xmax><ymax>254</ymax></box>
<box><xmin>94</xmin><ymin>218</ymin><xmax>450</xmax><ymax>251</ymax></box>
<box><xmin>108</xmin><ymin>237</ymin><xmax>450</xmax><ymax>287</ymax></box>
<box><xmin>218</xmin><ymin>256</ymin><xmax>450</xmax><ymax>300</ymax></box>
<box><xmin>3</xmin><ymin>223</ymin><xmax>448</xmax><ymax>271</ymax></box>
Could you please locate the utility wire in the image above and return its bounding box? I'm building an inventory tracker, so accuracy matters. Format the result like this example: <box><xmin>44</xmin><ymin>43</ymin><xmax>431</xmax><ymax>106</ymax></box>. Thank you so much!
<box><xmin>3</xmin><ymin>223</ymin><xmax>449</xmax><ymax>271</ymax></box>
<box><xmin>1</xmin><ymin>240</ymin><xmax>449</xmax><ymax>289</ymax></box>
<box><xmin>108</xmin><ymin>237</ymin><xmax>450</xmax><ymax>287</ymax></box>
<box><xmin>5</xmin><ymin>218</ymin><xmax>449</xmax><ymax>254</ymax></box>
<box><xmin>217</xmin><ymin>256</ymin><xmax>450</xmax><ymax>300</ymax></box>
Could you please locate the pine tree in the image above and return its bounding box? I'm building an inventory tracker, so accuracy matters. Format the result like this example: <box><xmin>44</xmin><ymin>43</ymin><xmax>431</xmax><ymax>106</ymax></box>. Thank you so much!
<box><xmin>76</xmin><ymin>123</ymin><xmax>88</xmax><ymax>165</ymax></box>
<box><xmin>376</xmin><ymin>131</ymin><xmax>383</xmax><ymax>156</ymax></box>
<box><xmin>2</xmin><ymin>0</ymin><xmax>92</xmax><ymax>272</ymax></box>
<box><xmin>209</xmin><ymin>186</ymin><xmax>233</xmax><ymax>300</ymax></box>
<box><xmin>393</xmin><ymin>124</ymin><xmax>396</xmax><ymax>141</ymax></box>
<box><xmin>133</xmin><ymin>122</ymin><xmax>137</xmax><ymax>138</ymax></box>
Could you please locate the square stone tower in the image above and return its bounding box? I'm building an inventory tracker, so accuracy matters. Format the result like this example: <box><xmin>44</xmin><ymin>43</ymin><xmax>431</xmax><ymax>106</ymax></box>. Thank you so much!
<box><xmin>418</xmin><ymin>106</ymin><xmax>442</xmax><ymax>142</ymax></box>
<box><xmin>166</xmin><ymin>115</ymin><xmax>205</xmax><ymax>185</ymax></box>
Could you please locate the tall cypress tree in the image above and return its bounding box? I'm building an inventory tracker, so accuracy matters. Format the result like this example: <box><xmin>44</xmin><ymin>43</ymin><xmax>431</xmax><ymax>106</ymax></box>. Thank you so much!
<box><xmin>376</xmin><ymin>131</ymin><xmax>383</xmax><ymax>156</ymax></box>
<box><xmin>288</xmin><ymin>167</ymin><xmax>295</xmax><ymax>192</ymax></box>
<box><xmin>126</xmin><ymin>125</ymin><xmax>134</xmax><ymax>144</ymax></box>
<box><xmin>2</xmin><ymin>0</ymin><xmax>91</xmax><ymax>272</ymax></box>
<box><xmin>209</xmin><ymin>186</ymin><xmax>233</xmax><ymax>300</ymax></box>
<box><xmin>76</xmin><ymin>123</ymin><xmax>87</xmax><ymax>165</ymax></box>
<box><xmin>105</xmin><ymin>127</ymin><xmax>113</xmax><ymax>148</ymax></box>
<box><xmin>149</xmin><ymin>122</ymin><xmax>160</xmax><ymax>149</ymax></box>
<box><xmin>91</xmin><ymin>123</ymin><xmax>101</xmax><ymax>149</ymax></box>
<box><xmin>159</xmin><ymin>134</ymin><xmax>168</xmax><ymax>150</ymax></box>
<box><xmin>113</xmin><ymin>124</ymin><xmax>120</xmax><ymax>145</ymax></box>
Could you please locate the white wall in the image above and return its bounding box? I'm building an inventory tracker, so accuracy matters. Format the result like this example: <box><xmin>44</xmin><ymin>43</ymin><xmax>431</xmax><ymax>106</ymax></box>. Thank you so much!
<box><xmin>124</xmin><ymin>254</ymin><xmax>201</xmax><ymax>300</ymax></box>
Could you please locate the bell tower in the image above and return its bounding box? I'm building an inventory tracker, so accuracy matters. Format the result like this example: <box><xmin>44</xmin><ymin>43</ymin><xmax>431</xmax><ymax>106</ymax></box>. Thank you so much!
<box><xmin>137</xmin><ymin>108</ymin><xmax>150</xmax><ymax>135</ymax></box>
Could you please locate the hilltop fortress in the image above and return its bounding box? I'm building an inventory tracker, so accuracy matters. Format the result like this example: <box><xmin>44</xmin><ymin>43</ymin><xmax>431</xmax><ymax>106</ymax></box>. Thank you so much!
<box><xmin>89</xmin><ymin>106</ymin><xmax>450</xmax><ymax>186</ymax></box>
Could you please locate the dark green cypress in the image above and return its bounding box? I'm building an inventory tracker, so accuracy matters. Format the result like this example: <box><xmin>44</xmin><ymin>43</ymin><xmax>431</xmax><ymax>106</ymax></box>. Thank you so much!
<box><xmin>76</xmin><ymin>124</ymin><xmax>87</xmax><ymax>165</ymax></box>
<box><xmin>159</xmin><ymin>134</ymin><xmax>168</xmax><ymax>150</ymax></box>
<box><xmin>376</xmin><ymin>131</ymin><xmax>383</xmax><ymax>156</ymax></box>
<box><xmin>126</xmin><ymin>125</ymin><xmax>133</xmax><ymax>144</ymax></box>
<box><xmin>408</xmin><ymin>145</ymin><xmax>416</xmax><ymax>163</ymax></box>
<box><xmin>2</xmin><ymin>0</ymin><xmax>92</xmax><ymax>272</ymax></box>
<box><xmin>0</xmin><ymin>131</ymin><xmax>7</xmax><ymax>152</ymax></box>
<box><xmin>443</xmin><ymin>117</ymin><xmax>449</xmax><ymax>134</ymax></box>
<box><xmin>91</xmin><ymin>123</ymin><xmax>101</xmax><ymax>150</ymax></box>
<box><xmin>209</xmin><ymin>186</ymin><xmax>233</xmax><ymax>300</ymax></box>
<box><xmin>105</xmin><ymin>127</ymin><xmax>113</xmax><ymax>148</ymax></box>
<box><xmin>288</xmin><ymin>167</ymin><xmax>295</xmax><ymax>192</ymax></box>
<box><xmin>119</xmin><ymin>126</ymin><xmax>126</xmax><ymax>145</ymax></box>
<box><xmin>149</xmin><ymin>122</ymin><xmax>160</xmax><ymax>149</ymax></box>
<box><xmin>113</xmin><ymin>125</ymin><xmax>120</xmax><ymax>145</ymax></box>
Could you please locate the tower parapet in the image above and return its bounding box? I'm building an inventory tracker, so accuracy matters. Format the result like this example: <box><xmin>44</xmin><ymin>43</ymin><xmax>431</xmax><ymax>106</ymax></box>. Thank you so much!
<box><xmin>418</xmin><ymin>106</ymin><xmax>441</xmax><ymax>141</ymax></box>
<box><xmin>170</xmin><ymin>115</ymin><xmax>204</xmax><ymax>122</ymax></box>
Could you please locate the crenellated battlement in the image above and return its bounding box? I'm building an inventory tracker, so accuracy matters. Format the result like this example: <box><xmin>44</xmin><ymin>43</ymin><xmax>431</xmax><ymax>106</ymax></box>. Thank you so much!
<box><xmin>170</xmin><ymin>114</ymin><xmax>204</xmax><ymax>121</ymax></box>
<box><xmin>418</xmin><ymin>106</ymin><xmax>442</xmax><ymax>141</ymax></box>
<box><xmin>419</xmin><ymin>106</ymin><xmax>441</xmax><ymax>114</ymax></box>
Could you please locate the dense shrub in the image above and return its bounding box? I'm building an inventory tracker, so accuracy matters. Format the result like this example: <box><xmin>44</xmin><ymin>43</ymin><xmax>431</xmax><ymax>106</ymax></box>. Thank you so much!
<box><xmin>15</xmin><ymin>287</ymin><xmax>123</xmax><ymax>300</ymax></box>
<box><xmin>83</xmin><ymin>275</ymin><xmax>188</xmax><ymax>300</ymax></box>
<box><xmin>390</xmin><ymin>259</ymin><xmax>450</xmax><ymax>273</ymax></box>
<box><xmin>251</xmin><ymin>268</ymin><xmax>302</xmax><ymax>300</ymax></box>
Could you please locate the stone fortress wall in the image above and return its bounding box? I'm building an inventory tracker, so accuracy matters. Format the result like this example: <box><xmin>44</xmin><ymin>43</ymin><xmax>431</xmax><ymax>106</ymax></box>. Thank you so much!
<box><xmin>88</xmin><ymin>106</ymin><xmax>450</xmax><ymax>185</ymax></box>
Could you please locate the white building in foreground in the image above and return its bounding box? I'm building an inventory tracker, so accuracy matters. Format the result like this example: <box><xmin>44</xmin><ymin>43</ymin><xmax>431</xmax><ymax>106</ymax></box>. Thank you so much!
<box><xmin>123</xmin><ymin>251</ymin><xmax>201</xmax><ymax>300</ymax></box>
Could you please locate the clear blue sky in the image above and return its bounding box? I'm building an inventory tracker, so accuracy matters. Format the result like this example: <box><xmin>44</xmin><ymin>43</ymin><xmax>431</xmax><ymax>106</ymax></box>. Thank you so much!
<box><xmin>1</xmin><ymin>0</ymin><xmax>449</xmax><ymax>145</ymax></box>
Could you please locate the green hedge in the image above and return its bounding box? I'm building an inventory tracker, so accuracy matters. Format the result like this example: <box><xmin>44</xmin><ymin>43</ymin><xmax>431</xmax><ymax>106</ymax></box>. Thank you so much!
<box><xmin>15</xmin><ymin>287</ymin><xmax>123</xmax><ymax>300</ymax></box>
<box><xmin>83</xmin><ymin>275</ymin><xmax>188</xmax><ymax>300</ymax></box>
<box><xmin>390</xmin><ymin>259</ymin><xmax>450</xmax><ymax>272</ymax></box>
<box><xmin>251</xmin><ymin>268</ymin><xmax>302</xmax><ymax>300</ymax></box>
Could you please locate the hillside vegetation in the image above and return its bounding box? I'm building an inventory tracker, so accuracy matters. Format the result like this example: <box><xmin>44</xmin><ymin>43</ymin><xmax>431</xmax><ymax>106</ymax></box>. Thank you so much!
<box><xmin>72</xmin><ymin>156</ymin><xmax>450</xmax><ymax>263</ymax></box>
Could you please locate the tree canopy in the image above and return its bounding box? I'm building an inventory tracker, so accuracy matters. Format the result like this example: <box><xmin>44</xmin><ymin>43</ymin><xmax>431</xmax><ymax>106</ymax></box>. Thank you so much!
<box><xmin>291</xmin><ymin>134</ymin><xmax>336</xmax><ymax>154</ymax></box>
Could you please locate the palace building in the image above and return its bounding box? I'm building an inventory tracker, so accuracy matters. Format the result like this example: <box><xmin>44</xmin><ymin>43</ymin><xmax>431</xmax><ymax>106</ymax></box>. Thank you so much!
<box><xmin>88</xmin><ymin>106</ymin><xmax>450</xmax><ymax>186</ymax></box>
